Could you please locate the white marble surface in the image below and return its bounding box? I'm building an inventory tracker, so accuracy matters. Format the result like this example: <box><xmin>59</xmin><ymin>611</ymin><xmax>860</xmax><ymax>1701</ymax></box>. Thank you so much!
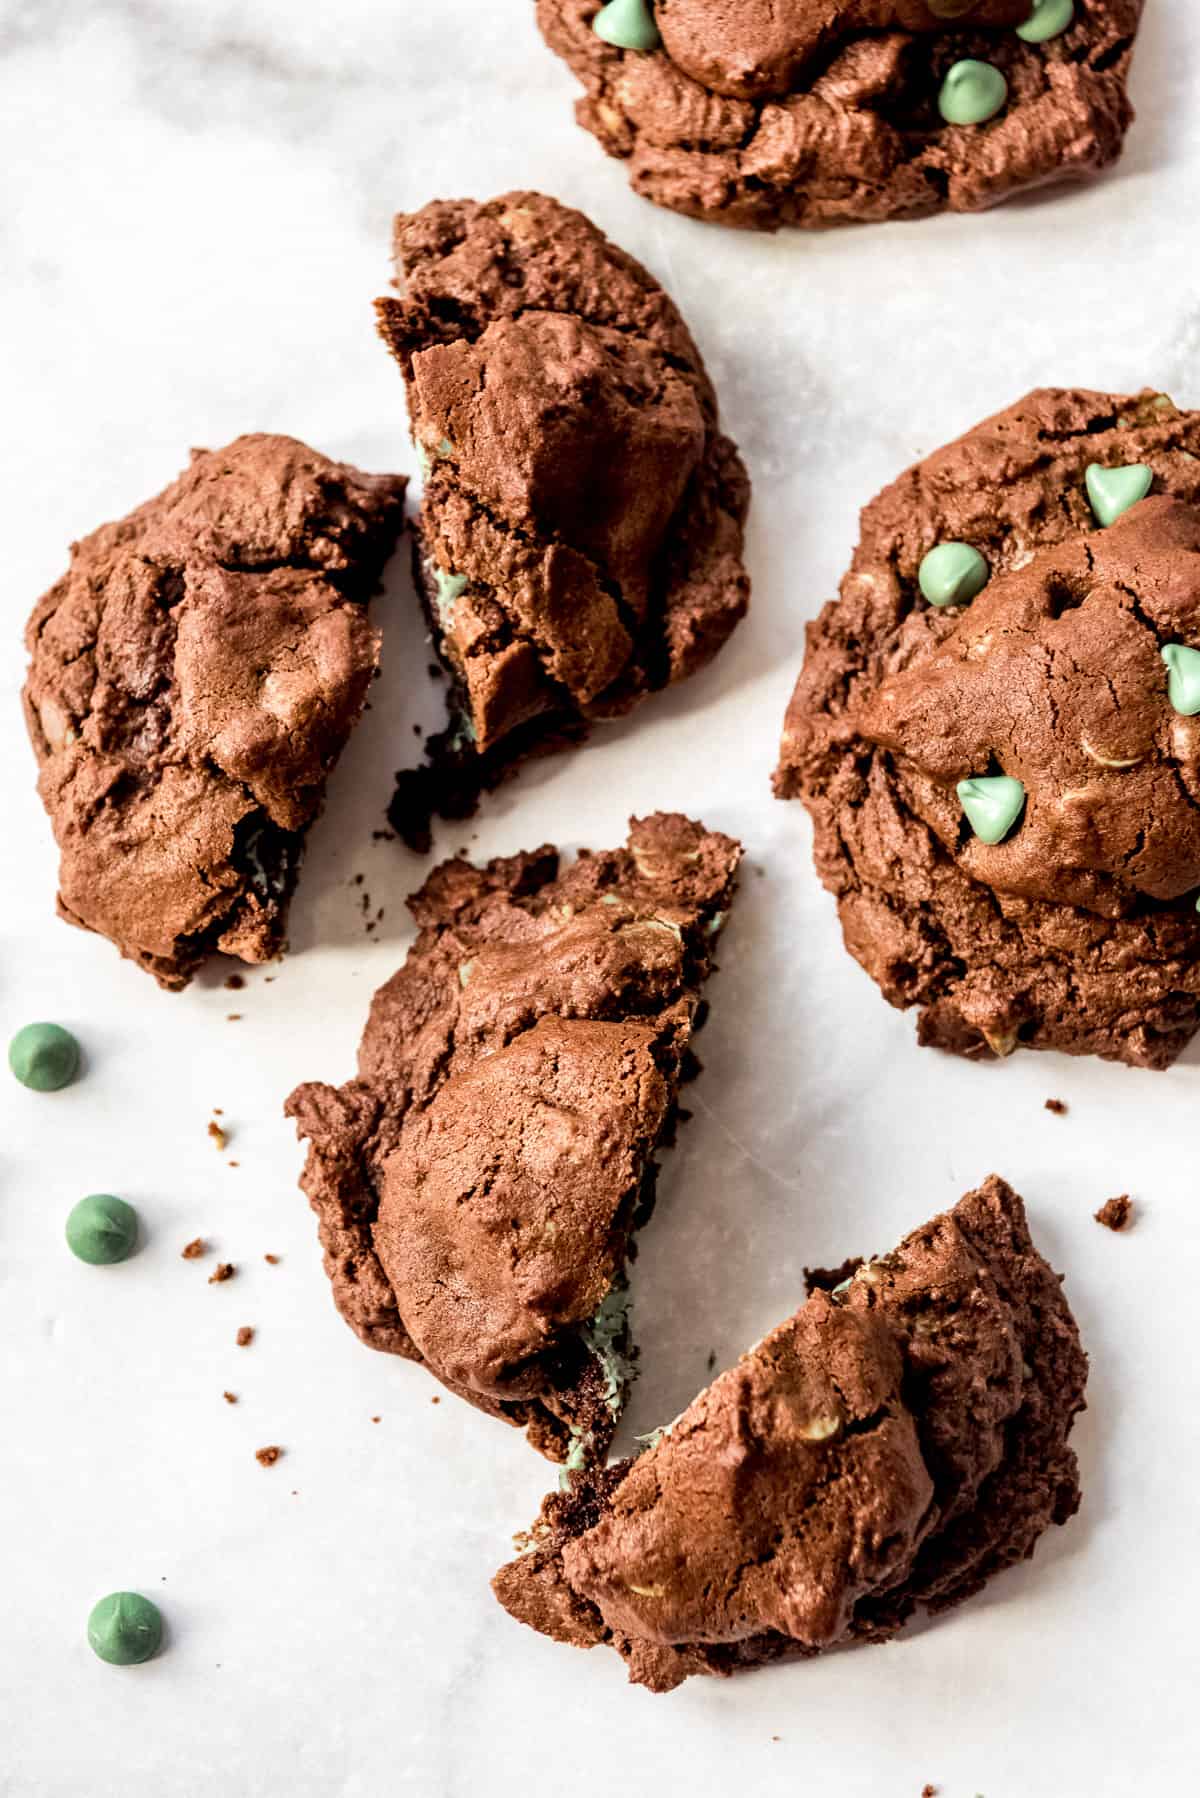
<box><xmin>2</xmin><ymin>3</ymin><xmax>1199</xmax><ymax>1793</ymax></box>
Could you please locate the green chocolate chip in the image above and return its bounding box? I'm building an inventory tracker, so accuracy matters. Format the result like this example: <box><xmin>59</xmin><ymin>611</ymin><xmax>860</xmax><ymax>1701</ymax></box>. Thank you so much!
<box><xmin>957</xmin><ymin>775</ymin><xmax>1026</xmax><ymax>845</ymax></box>
<box><xmin>1162</xmin><ymin>643</ymin><xmax>1200</xmax><ymax>717</ymax></box>
<box><xmin>592</xmin><ymin>0</ymin><xmax>660</xmax><ymax>53</ymax></box>
<box><xmin>87</xmin><ymin>1592</ymin><xmax>163</xmax><ymax>1666</ymax></box>
<box><xmin>918</xmin><ymin>542</ymin><xmax>990</xmax><ymax>608</ymax></box>
<box><xmin>431</xmin><ymin>566</ymin><xmax>468</xmax><ymax>631</ymax></box>
<box><xmin>1017</xmin><ymin>0</ymin><xmax>1074</xmax><ymax>42</ymax></box>
<box><xmin>8</xmin><ymin>1022</ymin><xmax>81</xmax><ymax>1092</ymax></box>
<box><xmin>938</xmin><ymin>59</ymin><xmax>1008</xmax><ymax>126</ymax></box>
<box><xmin>66</xmin><ymin>1194</ymin><xmax>139</xmax><ymax>1266</ymax></box>
<box><xmin>1086</xmin><ymin>462</ymin><xmax>1153</xmax><ymax>527</ymax></box>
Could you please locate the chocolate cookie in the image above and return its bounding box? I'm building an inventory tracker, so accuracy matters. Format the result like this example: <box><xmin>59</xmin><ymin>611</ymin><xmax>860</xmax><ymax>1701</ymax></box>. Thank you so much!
<box><xmin>22</xmin><ymin>436</ymin><xmax>407</xmax><ymax>989</ymax></box>
<box><xmin>494</xmin><ymin>1175</ymin><xmax>1086</xmax><ymax>1691</ymax></box>
<box><xmin>375</xmin><ymin>192</ymin><xmax>750</xmax><ymax>847</ymax></box>
<box><xmin>776</xmin><ymin>388</ymin><xmax>1200</xmax><ymax>1068</ymax></box>
<box><xmin>285</xmin><ymin>814</ymin><xmax>741</xmax><ymax>1465</ymax></box>
<box><xmin>536</xmin><ymin>1</ymin><xmax>1143</xmax><ymax>230</ymax></box>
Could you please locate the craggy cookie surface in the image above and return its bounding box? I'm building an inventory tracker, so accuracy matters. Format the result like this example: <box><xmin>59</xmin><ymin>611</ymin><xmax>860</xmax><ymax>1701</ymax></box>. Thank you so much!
<box><xmin>495</xmin><ymin>1176</ymin><xmax>1086</xmax><ymax>1691</ymax></box>
<box><xmin>536</xmin><ymin>1</ymin><xmax>1143</xmax><ymax>230</ymax></box>
<box><xmin>776</xmin><ymin>389</ymin><xmax>1200</xmax><ymax>1068</ymax></box>
<box><xmin>286</xmin><ymin>814</ymin><xmax>741</xmax><ymax>1464</ymax></box>
<box><xmin>377</xmin><ymin>192</ymin><xmax>750</xmax><ymax>845</ymax></box>
<box><xmin>22</xmin><ymin>436</ymin><xmax>407</xmax><ymax>988</ymax></box>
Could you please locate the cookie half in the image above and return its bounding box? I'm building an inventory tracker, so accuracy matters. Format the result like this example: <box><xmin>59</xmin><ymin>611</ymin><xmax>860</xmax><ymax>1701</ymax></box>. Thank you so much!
<box><xmin>776</xmin><ymin>388</ymin><xmax>1200</xmax><ymax>1068</ymax></box>
<box><xmin>376</xmin><ymin>191</ymin><xmax>750</xmax><ymax>847</ymax></box>
<box><xmin>285</xmin><ymin>813</ymin><xmax>742</xmax><ymax>1466</ymax></box>
<box><xmin>536</xmin><ymin>0</ymin><xmax>1143</xmax><ymax>230</ymax></box>
<box><xmin>494</xmin><ymin>1174</ymin><xmax>1086</xmax><ymax>1691</ymax></box>
<box><xmin>22</xmin><ymin>436</ymin><xmax>407</xmax><ymax>989</ymax></box>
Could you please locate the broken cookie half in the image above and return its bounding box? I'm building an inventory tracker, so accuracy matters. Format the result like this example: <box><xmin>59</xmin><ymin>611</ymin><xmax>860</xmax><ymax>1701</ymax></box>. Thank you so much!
<box><xmin>494</xmin><ymin>1175</ymin><xmax>1086</xmax><ymax>1691</ymax></box>
<box><xmin>22</xmin><ymin>435</ymin><xmax>408</xmax><ymax>989</ymax></box>
<box><xmin>285</xmin><ymin>813</ymin><xmax>742</xmax><ymax>1466</ymax></box>
<box><xmin>376</xmin><ymin>191</ymin><xmax>751</xmax><ymax>849</ymax></box>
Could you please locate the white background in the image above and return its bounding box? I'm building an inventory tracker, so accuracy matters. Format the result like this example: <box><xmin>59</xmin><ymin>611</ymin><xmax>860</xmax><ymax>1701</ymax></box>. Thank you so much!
<box><xmin>2</xmin><ymin>3</ymin><xmax>1198</xmax><ymax>1793</ymax></box>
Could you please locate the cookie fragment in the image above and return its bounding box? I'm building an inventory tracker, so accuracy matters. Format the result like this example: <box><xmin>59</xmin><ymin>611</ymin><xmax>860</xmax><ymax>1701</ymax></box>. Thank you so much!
<box><xmin>377</xmin><ymin>192</ymin><xmax>749</xmax><ymax>847</ymax></box>
<box><xmin>22</xmin><ymin>436</ymin><xmax>407</xmax><ymax>989</ymax></box>
<box><xmin>536</xmin><ymin>0</ymin><xmax>1143</xmax><ymax>231</ymax></box>
<box><xmin>286</xmin><ymin>813</ymin><xmax>741</xmax><ymax>1465</ymax></box>
<box><xmin>495</xmin><ymin>1176</ymin><xmax>1086</xmax><ymax>1691</ymax></box>
<box><xmin>1095</xmin><ymin>1194</ymin><xmax>1133</xmax><ymax>1232</ymax></box>
<box><xmin>776</xmin><ymin>388</ymin><xmax>1200</xmax><ymax>1069</ymax></box>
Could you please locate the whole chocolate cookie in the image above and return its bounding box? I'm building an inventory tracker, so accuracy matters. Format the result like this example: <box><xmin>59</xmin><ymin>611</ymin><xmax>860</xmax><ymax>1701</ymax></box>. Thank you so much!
<box><xmin>776</xmin><ymin>389</ymin><xmax>1200</xmax><ymax>1069</ymax></box>
<box><xmin>536</xmin><ymin>1</ymin><xmax>1143</xmax><ymax>230</ymax></box>
<box><xmin>22</xmin><ymin>437</ymin><xmax>407</xmax><ymax>989</ymax></box>
<box><xmin>376</xmin><ymin>192</ymin><xmax>750</xmax><ymax>847</ymax></box>
<box><xmin>286</xmin><ymin>814</ymin><xmax>741</xmax><ymax>1465</ymax></box>
<box><xmin>494</xmin><ymin>1175</ymin><xmax>1086</xmax><ymax>1691</ymax></box>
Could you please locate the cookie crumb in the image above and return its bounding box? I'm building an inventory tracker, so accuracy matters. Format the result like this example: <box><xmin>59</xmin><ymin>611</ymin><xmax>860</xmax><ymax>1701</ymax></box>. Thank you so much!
<box><xmin>430</xmin><ymin>1395</ymin><xmax>440</xmax><ymax>1405</ymax></box>
<box><xmin>209</xmin><ymin>1262</ymin><xmax>235</xmax><ymax>1284</ymax></box>
<box><xmin>255</xmin><ymin>1446</ymin><xmax>283</xmax><ymax>1467</ymax></box>
<box><xmin>224</xmin><ymin>974</ymin><xmax>245</xmax><ymax>991</ymax></box>
<box><xmin>228</xmin><ymin>1159</ymin><xmax>239</xmax><ymax>1168</ymax></box>
<box><xmin>922</xmin><ymin>1786</ymin><xmax>938</xmax><ymax>1797</ymax></box>
<box><xmin>181</xmin><ymin>1238</ymin><xmax>207</xmax><ymax>1260</ymax></box>
<box><xmin>1095</xmin><ymin>1194</ymin><xmax>1133</xmax><ymax>1232</ymax></box>
<box><xmin>223</xmin><ymin>1391</ymin><xmax>237</xmax><ymax>1405</ymax></box>
<box><xmin>236</xmin><ymin>1326</ymin><xmax>254</xmax><ymax>1347</ymax></box>
<box><xmin>226</xmin><ymin>1013</ymin><xmax>242</xmax><ymax>1022</ymax></box>
<box><xmin>264</xmin><ymin>1253</ymin><xmax>280</xmax><ymax>1265</ymax></box>
<box><xmin>371</xmin><ymin>1415</ymin><xmax>381</xmax><ymax>1423</ymax></box>
<box><xmin>1044</xmin><ymin>1097</ymin><xmax>1067</xmax><ymax>1115</ymax></box>
<box><xmin>208</xmin><ymin>1118</ymin><xmax>227</xmax><ymax>1152</ymax></box>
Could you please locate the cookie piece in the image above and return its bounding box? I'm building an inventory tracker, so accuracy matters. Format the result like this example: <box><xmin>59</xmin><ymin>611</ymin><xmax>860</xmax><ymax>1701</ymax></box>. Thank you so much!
<box><xmin>22</xmin><ymin>437</ymin><xmax>407</xmax><ymax>989</ymax></box>
<box><xmin>536</xmin><ymin>1</ymin><xmax>1143</xmax><ymax>230</ymax></box>
<box><xmin>494</xmin><ymin>1174</ymin><xmax>1086</xmax><ymax>1691</ymax></box>
<box><xmin>776</xmin><ymin>389</ymin><xmax>1200</xmax><ymax>1068</ymax></box>
<box><xmin>285</xmin><ymin>813</ymin><xmax>741</xmax><ymax>1464</ymax></box>
<box><xmin>376</xmin><ymin>192</ymin><xmax>750</xmax><ymax>847</ymax></box>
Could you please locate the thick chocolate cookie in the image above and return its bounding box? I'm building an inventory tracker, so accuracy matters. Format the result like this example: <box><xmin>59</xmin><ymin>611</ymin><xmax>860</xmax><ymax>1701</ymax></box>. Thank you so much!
<box><xmin>22</xmin><ymin>437</ymin><xmax>407</xmax><ymax>989</ymax></box>
<box><xmin>536</xmin><ymin>1</ymin><xmax>1143</xmax><ymax>230</ymax></box>
<box><xmin>776</xmin><ymin>389</ymin><xmax>1200</xmax><ymax>1069</ymax></box>
<box><xmin>285</xmin><ymin>814</ymin><xmax>741</xmax><ymax>1465</ymax></box>
<box><xmin>494</xmin><ymin>1175</ymin><xmax>1086</xmax><ymax>1691</ymax></box>
<box><xmin>376</xmin><ymin>192</ymin><xmax>750</xmax><ymax>847</ymax></box>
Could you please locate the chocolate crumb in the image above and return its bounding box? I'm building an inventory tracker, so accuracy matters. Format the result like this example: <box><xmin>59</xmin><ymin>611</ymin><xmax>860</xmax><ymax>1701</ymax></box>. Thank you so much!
<box><xmin>213</xmin><ymin>1107</ymin><xmax>223</xmax><ymax>1114</ymax></box>
<box><xmin>264</xmin><ymin>1254</ymin><xmax>280</xmax><ymax>1265</ymax></box>
<box><xmin>209</xmin><ymin>1262</ymin><xmax>235</xmax><ymax>1284</ymax></box>
<box><xmin>226</xmin><ymin>1013</ymin><xmax>242</xmax><ymax>1022</ymax></box>
<box><xmin>353</xmin><ymin>874</ymin><xmax>364</xmax><ymax>886</ymax></box>
<box><xmin>1095</xmin><ymin>1194</ymin><xmax>1133</xmax><ymax>1232</ymax></box>
<box><xmin>228</xmin><ymin>1159</ymin><xmax>239</xmax><ymax>1167</ymax></box>
<box><xmin>371</xmin><ymin>830</ymin><xmax>396</xmax><ymax>842</ymax></box>
<box><xmin>706</xmin><ymin>1350</ymin><xmax>718</xmax><ymax>1373</ymax></box>
<box><xmin>430</xmin><ymin>1396</ymin><xmax>440</xmax><ymax>1405</ymax></box>
<box><xmin>181</xmin><ymin>1238</ymin><xmax>207</xmax><ymax>1260</ymax></box>
<box><xmin>922</xmin><ymin>1786</ymin><xmax>938</xmax><ymax>1797</ymax></box>
<box><xmin>224</xmin><ymin>974</ymin><xmax>245</xmax><ymax>991</ymax></box>
<box><xmin>428</xmin><ymin>662</ymin><xmax>443</xmax><ymax>680</ymax></box>
<box><xmin>1044</xmin><ymin>1098</ymin><xmax>1068</xmax><ymax>1116</ymax></box>
<box><xmin>208</xmin><ymin>1119</ymin><xmax>227</xmax><ymax>1151</ymax></box>
<box><xmin>223</xmin><ymin>1391</ymin><xmax>238</xmax><ymax>1405</ymax></box>
<box><xmin>371</xmin><ymin>1415</ymin><xmax>381</xmax><ymax>1423</ymax></box>
<box><xmin>236</xmin><ymin>1326</ymin><xmax>254</xmax><ymax>1347</ymax></box>
<box><xmin>255</xmin><ymin>1446</ymin><xmax>283</xmax><ymax>1467</ymax></box>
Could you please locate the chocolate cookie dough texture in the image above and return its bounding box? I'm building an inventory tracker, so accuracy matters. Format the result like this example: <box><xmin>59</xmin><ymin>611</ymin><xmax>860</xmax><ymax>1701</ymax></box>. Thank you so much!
<box><xmin>536</xmin><ymin>0</ymin><xmax>1143</xmax><ymax>230</ymax></box>
<box><xmin>495</xmin><ymin>1175</ymin><xmax>1086</xmax><ymax>1691</ymax></box>
<box><xmin>777</xmin><ymin>389</ymin><xmax>1200</xmax><ymax>1069</ymax></box>
<box><xmin>22</xmin><ymin>437</ymin><xmax>407</xmax><ymax>989</ymax></box>
<box><xmin>376</xmin><ymin>192</ymin><xmax>750</xmax><ymax>845</ymax></box>
<box><xmin>286</xmin><ymin>814</ymin><xmax>741</xmax><ymax>1465</ymax></box>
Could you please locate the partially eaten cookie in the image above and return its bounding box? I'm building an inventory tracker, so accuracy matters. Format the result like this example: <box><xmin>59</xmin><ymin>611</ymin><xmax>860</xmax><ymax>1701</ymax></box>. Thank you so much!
<box><xmin>494</xmin><ymin>1175</ymin><xmax>1086</xmax><ymax>1690</ymax></box>
<box><xmin>376</xmin><ymin>191</ymin><xmax>751</xmax><ymax>847</ymax></box>
<box><xmin>285</xmin><ymin>813</ymin><xmax>742</xmax><ymax>1465</ymax></box>
<box><xmin>22</xmin><ymin>435</ymin><xmax>407</xmax><ymax>989</ymax></box>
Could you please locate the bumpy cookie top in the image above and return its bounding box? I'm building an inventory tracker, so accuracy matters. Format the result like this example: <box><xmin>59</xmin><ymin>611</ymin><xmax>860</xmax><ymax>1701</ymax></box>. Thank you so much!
<box><xmin>377</xmin><ymin>192</ymin><xmax>749</xmax><ymax>758</ymax></box>
<box><xmin>23</xmin><ymin>437</ymin><xmax>406</xmax><ymax>987</ymax></box>
<box><xmin>286</xmin><ymin>813</ymin><xmax>742</xmax><ymax>1463</ymax></box>
<box><xmin>855</xmin><ymin>498</ymin><xmax>1200</xmax><ymax>916</ymax></box>
<box><xmin>537</xmin><ymin>1</ymin><xmax>1143</xmax><ymax>230</ymax></box>
<box><xmin>494</xmin><ymin>1176</ymin><xmax>1087</xmax><ymax>1690</ymax></box>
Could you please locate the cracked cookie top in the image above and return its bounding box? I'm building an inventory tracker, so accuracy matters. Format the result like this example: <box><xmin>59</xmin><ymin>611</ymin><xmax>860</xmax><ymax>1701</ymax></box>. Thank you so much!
<box><xmin>285</xmin><ymin>813</ymin><xmax>742</xmax><ymax>1465</ymax></box>
<box><xmin>776</xmin><ymin>387</ymin><xmax>1200</xmax><ymax>1069</ymax></box>
<box><xmin>376</xmin><ymin>192</ymin><xmax>750</xmax><ymax>800</ymax></box>
<box><xmin>22</xmin><ymin>436</ymin><xmax>407</xmax><ymax>988</ymax></box>
<box><xmin>494</xmin><ymin>1176</ymin><xmax>1087</xmax><ymax>1691</ymax></box>
<box><xmin>536</xmin><ymin>1</ymin><xmax>1143</xmax><ymax>230</ymax></box>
